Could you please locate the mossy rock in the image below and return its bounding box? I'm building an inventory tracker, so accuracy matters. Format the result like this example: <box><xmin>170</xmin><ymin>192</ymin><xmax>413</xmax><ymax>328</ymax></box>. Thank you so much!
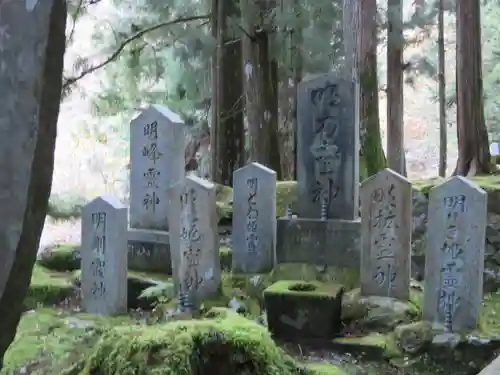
<box><xmin>341</xmin><ymin>288</ymin><xmax>420</xmax><ymax>332</ymax></box>
<box><xmin>58</xmin><ymin>308</ymin><xmax>312</xmax><ymax>375</ymax></box>
<box><xmin>393</xmin><ymin>321</ymin><xmax>433</xmax><ymax>354</ymax></box>
<box><xmin>37</xmin><ymin>244</ymin><xmax>81</xmax><ymax>272</ymax></box>
<box><xmin>25</xmin><ymin>266</ymin><xmax>75</xmax><ymax>309</ymax></box>
<box><xmin>264</xmin><ymin>280</ymin><xmax>343</xmax><ymax>341</ymax></box>
<box><xmin>2</xmin><ymin>308</ymin><xmax>134</xmax><ymax>374</ymax></box>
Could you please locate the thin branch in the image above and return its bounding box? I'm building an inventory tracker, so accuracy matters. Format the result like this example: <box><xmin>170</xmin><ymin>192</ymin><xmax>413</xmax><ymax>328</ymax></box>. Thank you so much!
<box><xmin>67</xmin><ymin>0</ymin><xmax>85</xmax><ymax>43</ymax></box>
<box><xmin>63</xmin><ymin>14</ymin><xmax>210</xmax><ymax>88</ymax></box>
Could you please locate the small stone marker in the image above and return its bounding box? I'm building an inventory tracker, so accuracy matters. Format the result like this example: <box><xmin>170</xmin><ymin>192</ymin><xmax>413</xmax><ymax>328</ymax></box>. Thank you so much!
<box><xmin>423</xmin><ymin>176</ymin><xmax>487</xmax><ymax>330</ymax></box>
<box><xmin>81</xmin><ymin>196</ymin><xmax>128</xmax><ymax>315</ymax></box>
<box><xmin>232</xmin><ymin>162</ymin><xmax>277</xmax><ymax>273</ymax></box>
<box><xmin>360</xmin><ymin>168</ymin><xmax>412</xmax><ymax>300</ymax></box>
<box><xmin>167</xmin><ymin>175</ymin><xmax>220</xmax><ymax>302</ymax></box>
<box><xmin>296</xmin><ymin>74</ymin><xmax>359</xmax><ymax>220</ymax></box>
<box><xmin>130</xmin><ymin>105</ymin><xmax>185</xmax><ymax>230</ymax></box>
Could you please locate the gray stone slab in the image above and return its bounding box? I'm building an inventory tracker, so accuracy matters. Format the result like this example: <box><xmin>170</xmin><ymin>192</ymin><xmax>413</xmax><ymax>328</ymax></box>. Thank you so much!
<box><xmin>360</xmin><ymin>168</ymin><xmax>412</xmax><ymax>300</ymax></box>
<box><xmin>478</xmin><ymin>354</ymin><xmax>500</xmax><ymax>375</ymax></box>
<box><xmin>127</xmin><ymin>228</ymin><xmax>171</xmax><ymax>274</ymax></box>
<box><xmin>232</xmin><ymin>162</ymin><xmax>277</xmax><ymax>273</ymax></box>
<box><xmin>297</xmin><ymin>74</ymin><xmax>359</xmax><ymax>220</ymax></box>
<box><xmin>81</xmin><ymin>196</ymin><xmax>128</xmax><ymax>315</ymax></box>
<box><xmin>423</xmin><ymin>176</ymin><xmax>487</xmax><ymax>330</ymax></box>
<box><xmin>276</xmin><ymin>218</ymin><xmax>361</xmax><ymax>268</ymax></box>
<box><xmin>167</xmin><ymin>175</ymin><xmax>220</xmax><ymax>302</ymax></box>
<box><xmin>129</xmin><ymin>105</ymin><xmax>185</xmax><ymax>230</ymax></box>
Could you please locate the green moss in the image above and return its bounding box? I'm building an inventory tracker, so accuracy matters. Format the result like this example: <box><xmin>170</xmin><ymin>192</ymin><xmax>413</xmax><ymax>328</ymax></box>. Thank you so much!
<box><xmin>37</xmin><ymin>244</ymin><xmax>80</xmax><ymax>271</ymax></box>
<box><xmin>59</xmin><ymin>308</ymin><xmax>306</xmax><ymax>375</ymax></box>
<box><xmin>269</xmin><ymin>263</ymin><xmax>359</xmax><ymax>291</ymax></box>
<box><xmin>276</xmin><ymin>181</ymin><xmax>298</xmax><ymax>216</ymax></box>
<box><xmin>219</xmin><ymin>247</ymin><xmax>232</xmax><ymax>271</ymax></box>
<box><xmin>265</xmin><ymin>280</ymin><xmax>342</xmax><ymax>298</ymax></box>
<box><xmin>333</xmin><ymin>332</ymin><xmax>400</xmax><ymax>358</ymax></box>
<box><xmin>2</xmin><ymin>308</ymin><xmax>134</xmax><ymax>375</ymax></box>
<box><xmin>25</xmin><ymin>266</ymin><xmax>75</xmax><ymax>309</ymax></box>
<box><xmin>305</xmin><ymin>363</ymin><xmax>349</xmax><ymax>375</ymax></box>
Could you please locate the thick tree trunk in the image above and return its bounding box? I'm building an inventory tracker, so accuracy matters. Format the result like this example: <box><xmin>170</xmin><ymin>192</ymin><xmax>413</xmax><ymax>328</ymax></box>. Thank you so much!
<box><xmin>0</xmin><ymin>0</ymin><xmax>66</xmax><ymax>367</ymax></box>
<box><xmin>211</xmin><ymin>0</ymin><xmax>245</xmax><ymax>186</ymax></box>
<box><xmin>240</xmin><ymin>0</ymin><xmax>281</xmax><ymax>176</ymax></box>
<box><xmin>387</xmin><ymin>0</ymin><xmax>405</xmax><ymax>175</ymax></box>
<box><xmin>455</xmin><ymin>0</ymin><xmax>490</xmax><ymax>176</ymax></box>
<box><xmin>358</xmin><ymin>0</ymin><xmax>386</xmax><ymax>179</ymax></box>
<box><xmin>438</xmin><ymin>0</ymin><xmax>447</xmax><ymax>177</ymax></box>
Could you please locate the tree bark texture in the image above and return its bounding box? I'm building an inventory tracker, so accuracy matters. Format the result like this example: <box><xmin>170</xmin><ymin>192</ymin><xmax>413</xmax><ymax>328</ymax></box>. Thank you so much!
<box><xmin>455</xmin><ymin>0</ymin><xmax>491</xmax><ymax>175</ymax></box>
<box><xmin>0</xmin><ymin>0</ymin><xmax>66</xmax><ymax>367</ymax></box>
<box><xmin>240</xmin><ymin>0</ymin><xmax>281</xmax><ymax>177</ymax></box>
<box><xmin>358</xmin><ymin>0</ymin><xmax>386</xmax><ymax>179</ymax></box>
<box><xmin>387</xmin><ymin>0</ymin><xmax>406</xmax><ymax>175</ymax></box>
<box><xmin>212</xmin><ymin>0</ymin><xmax>245</xmax><ymax>186</ymax></box>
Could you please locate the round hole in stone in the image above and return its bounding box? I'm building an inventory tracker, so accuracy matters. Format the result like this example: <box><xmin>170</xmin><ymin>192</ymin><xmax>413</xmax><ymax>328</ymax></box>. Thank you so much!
<box><xmin>288</xmin><ymin>283</ymin><xmax>317</xmax><ymax>292</ymax></box>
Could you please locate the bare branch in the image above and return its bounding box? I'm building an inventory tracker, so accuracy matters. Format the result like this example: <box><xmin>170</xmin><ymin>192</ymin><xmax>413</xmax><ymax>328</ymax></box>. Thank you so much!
<box><xmin>63</xmin><ymin>14</ymin><xmax>210</xmax><ymax>89</ymax></box>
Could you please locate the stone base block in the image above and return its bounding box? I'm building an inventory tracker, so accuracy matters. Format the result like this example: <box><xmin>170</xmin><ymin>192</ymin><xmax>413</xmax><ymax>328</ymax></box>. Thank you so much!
<box><xmin>276</xmin><ymin>218</ymin><xmax>361</xmax><ymax>268</ymax></box>
<box><xmin>264</xmin><ymin>280</ymin><xmax>343</xmax><ymax>341</ymax></box>
<box><xmin>128</xmin><ymin>228</ymin><xmax>171</xmax><ymax>274</ymax></box>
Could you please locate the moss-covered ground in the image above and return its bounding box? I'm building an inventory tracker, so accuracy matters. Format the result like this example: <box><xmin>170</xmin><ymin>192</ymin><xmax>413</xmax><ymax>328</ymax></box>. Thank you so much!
<box><xmin>7</xmin><ymin>256</ymin><xmax>500</xmax><ymax>375</ymax></box>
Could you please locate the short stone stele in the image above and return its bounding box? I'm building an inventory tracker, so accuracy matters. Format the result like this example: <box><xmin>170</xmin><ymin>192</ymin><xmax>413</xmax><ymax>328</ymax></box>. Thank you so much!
<box><xmin>167</xmin><ymin>175</ymin><xmax>220</xmax><ymax>302</ymax></box>
<box><xmin>360</xmin><ymin>168</ymin><xmax>412</xmax><ymax>300</ymax></box>
<box><xmin>232</xmin><ymin>162</ymin><xmax>277</xmax><ymax>273</ymax></box>
<box><xmin>81</xmin><ymin>196</ymin><xmax>128</xmax><ymax>316</ymax></box>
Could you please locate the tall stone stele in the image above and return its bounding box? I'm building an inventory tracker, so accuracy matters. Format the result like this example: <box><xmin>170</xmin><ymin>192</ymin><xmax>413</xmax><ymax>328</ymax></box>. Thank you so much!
<box><xmin>423</xmin><ymin>176</ymin><xmax>487</xmax><ymax>331</ymax></box>
<box><xmin>129</xmin><ymin>105</ymin><xmax>185</xmax><ymax>231</ymax></box>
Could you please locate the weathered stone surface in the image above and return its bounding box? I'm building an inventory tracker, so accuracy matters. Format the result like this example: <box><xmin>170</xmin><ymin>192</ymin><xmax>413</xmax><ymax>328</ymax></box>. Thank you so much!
<box><xmin>275</xmin><ymin>218</ymin><xmax>361</xmax><ymax>268</ymax></box>
<box><xmin>167</xmin><ymin>175</ymin><xmax>220</xmax><ymax>302</ymax></box>
<box><xmin>129</xmin><ymin>105</ymin><xmax>185</xmax><ymax>231</ymax></box>
<box><xmin>127</xmin><ymin>228</ymin><xmax>171</xmax><ymax>274</ymax></box>
<box><xmin>297</xmin><ymin>74</ymin><xmax>359</xmax><ymax>220</ymax></box>
<box><xmin>360</xmin><ymin>168</ymin><xmax>412</xmax><ymax>300</ymax></box>
<box><xmin>423</xmin><ymin>176</ymin><xmax>487</xmax><ymax>330</ymax></box>
<box><xmin>264</xmin><ymin>280</ymin><xmax>343</xmax><ymax>341</ymax></box>
<box><xmin>81</xmin><ymin>196</ymin><xmax>128</xmax><ymax>315</ymax></box>
<box><xmin>342</xmin><ymin>288</ymin><xmax>418</xmax><ymax>332</ymax></box>
<box><xmin>232</xmin><ymin>162</ymin><xmax>276</xmax><ymax>273</ymax></box>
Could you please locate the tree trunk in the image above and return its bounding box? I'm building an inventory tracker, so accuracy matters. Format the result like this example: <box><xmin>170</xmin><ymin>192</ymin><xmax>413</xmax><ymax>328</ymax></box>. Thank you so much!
<box><xmin>454</xmin><ymin>0</ymin><xmax>490</xmax><ymax>176</ymax></box>
<box><xmin>387</xmin><ymin>0</ymin><xmax>406</xmax><ymax>175</ymax></box>
<box><xmin>438</xmin><ymin>0</ymin><xmax>447</xmax><ymax>177</ymax></box>
<box><xmin>0</xmin><ymin>0</ymin><xmax>66</xmax><ymax>367</ymax></box>
<box><xmin>211</xmin><ymin>0</ymin><xmax>245</xmax><ymax>186</ymax></box>
<box><xmin>210</xmin><ymin>0</ymin><xmax>219</xmax><ymax>180</ymax></box>
<box><xmin>240</xmin><ymin>0</ymin><xmax>281</xmax><ymax>176</ymax></box>
<box><xmin>358</xmin><ymin>0</ymin><xmax>386</xmax><ymax>179</ymax></box>
<box><xmin>291</xmin><ymin>0</ymin><xmax>303</xmax><ymax>180</ymax></box>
